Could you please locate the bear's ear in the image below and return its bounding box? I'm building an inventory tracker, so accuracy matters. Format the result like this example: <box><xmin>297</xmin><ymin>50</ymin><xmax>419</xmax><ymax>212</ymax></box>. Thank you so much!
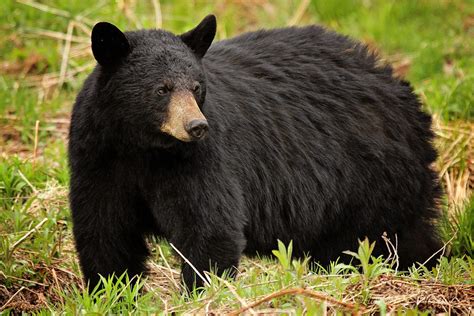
<box><xmin>180</xmin><ymin>15</ymin><xmax>216</xmax><ymax>59</ymax></box>
<box><xmin>91</xmin><ymin>22</ymin><xmax>130</xmax><ymax>66</ymax></box>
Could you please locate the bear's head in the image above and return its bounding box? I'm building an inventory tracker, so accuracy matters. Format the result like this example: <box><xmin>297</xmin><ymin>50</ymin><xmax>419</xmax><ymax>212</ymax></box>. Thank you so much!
<box><xmin>89</xmin><ymin>15</ymin><xmax>216</xmax><ymax>149</ymax></box>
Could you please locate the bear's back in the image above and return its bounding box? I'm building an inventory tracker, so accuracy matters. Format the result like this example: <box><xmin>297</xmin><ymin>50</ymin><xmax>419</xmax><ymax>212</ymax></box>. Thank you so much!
<box><xmin>205</xmin><ymin>26</ymin><xmax>394</xmax><ymax>85</ymax></box>
<box><xmin>198</xmin><ymin>26</ymin><xmax>439</xmax><ymax>259</ymax></box>
<box><xmin>202</xmin><ymin>26</ymin><xmax>435</xmax><ymax>171</ymax></box>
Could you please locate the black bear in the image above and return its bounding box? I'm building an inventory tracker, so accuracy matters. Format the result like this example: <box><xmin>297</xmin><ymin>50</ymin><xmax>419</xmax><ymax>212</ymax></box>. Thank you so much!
<box><xmin>69</xmin><ymin>15</ymin><xmax>442</xmax><ymax>291</ymax></box>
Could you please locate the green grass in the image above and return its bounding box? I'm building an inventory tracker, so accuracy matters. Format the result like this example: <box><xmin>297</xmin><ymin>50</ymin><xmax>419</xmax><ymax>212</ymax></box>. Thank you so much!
<box><xmin>1</xmin><ymin>0</ymin><xmax>473</xmax><ymax>314</ymax></box>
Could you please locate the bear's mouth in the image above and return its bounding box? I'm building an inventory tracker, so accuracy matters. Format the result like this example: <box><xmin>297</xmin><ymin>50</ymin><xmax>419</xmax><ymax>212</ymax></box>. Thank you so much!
<box><xmin>155</xmin><ymin>131</ymin><xmax>180</xmax><ymax>148</ymax></box>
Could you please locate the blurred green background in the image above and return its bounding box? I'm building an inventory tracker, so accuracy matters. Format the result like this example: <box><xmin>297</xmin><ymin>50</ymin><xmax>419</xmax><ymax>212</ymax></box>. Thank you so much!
<box><xmin>1</xmin><ymin>0</ymin><xmax>473</xmax><ymax>124</ymax></box>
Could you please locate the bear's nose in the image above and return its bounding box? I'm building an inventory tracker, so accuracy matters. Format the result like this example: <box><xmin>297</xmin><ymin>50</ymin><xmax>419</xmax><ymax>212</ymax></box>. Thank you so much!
<box><xmin>185</xmin><ymin>119</ymin><xmax>209</xmax><ymax>140</ymax></box>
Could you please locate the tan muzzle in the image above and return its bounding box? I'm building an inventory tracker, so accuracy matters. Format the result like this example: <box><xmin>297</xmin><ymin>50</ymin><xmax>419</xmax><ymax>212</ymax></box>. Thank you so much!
<box><xmin>160</xmin><ymin>91</ymin><xmax>208</xmax><ymax>142</ymax></box>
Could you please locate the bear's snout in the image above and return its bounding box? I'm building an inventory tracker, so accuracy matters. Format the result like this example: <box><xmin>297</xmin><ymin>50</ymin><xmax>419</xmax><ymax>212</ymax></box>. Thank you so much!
<box><xmin>160</xmin><ymin>91</ymin><xmax>207</xmax><ymax>142</ymax></box>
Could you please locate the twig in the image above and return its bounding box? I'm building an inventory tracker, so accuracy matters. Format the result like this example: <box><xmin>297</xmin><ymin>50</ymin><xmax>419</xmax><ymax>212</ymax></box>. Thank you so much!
<box><xmin>241</xmin><ymin>279</ymin><xmax>279</xmax><ymax>289</ymax></box>
<box><xmin>228</xmin><ymin>287</ymin><xmax>366</xmax><ymax>315</ymax></box>
<box><xmin>157</xmin><ymin>244</ymin><xmax>180</xmax><ymax>290</ymax></box>
<box><xmin>50</xmin><ymin>268</ymin><xmax>64</xmax><ymax>304</ymax></box>
<box><xmin>33</xmin><ymin>120</ymin><xmax>40</xmax><ymax>161</ymax></box>
<box><xmin>382</xmin><ymin>233</ymin><xmax>399</xmax><ymax>272</ymax></box>
<box><xmin>17</xmin><ymin>170</ymin><xmax>38</xmax><ymax>194</ymax></box>
<box><xmin>0</xmin><ymin>271</ymin><xmax>46</xmax><ymax>287</ymax></box>
<box><xmin>288</xmin><ymin>0</ymin><xmax>310</xmax><ymax>26</ymax></box>
<box><xmin>58</xmin><ymin>21</ymin><xmax>75</xmax><ymax>90</ymax></box>
<box><xmin>17</xmin><ymin>0</ymin><xmax>71</xmax><ymax>18</ymax></box>
<box><xmin>20</xmin><ymin>28</ymin><xmax>89</xmax><ymax>44</ymax></box>
<box><xmin>10</xmin><ymin>218</ymin><xmax>48</xmax><ymax>254</ymax></box>
<box><xmin>0</xmin><ymin>286</ymin><xmax>25</xmax><ymax>311</ymax></box>
<box><xmin>169</xmin><ymin>243</ymin><xmax>211</xmax><ymax>287</ymax></box>
<box><xmin>0</xmin><ymin>114</ymin><xmax>69</xmax><ymax>124</ymax></box>
<box><xmin>22</xmin><ymin>61</ymin><xmax>95</xmax><ymax>89</ymax></box>
<box><xmin>151</xmin><ymin>0</ymin><xmax>162</xmax><ymax>29</ymax></box>
<box><xmin>220</xmin><ymin>278</ymin><xmax>257</xmax><ymax>315</ymax></box>
<box><xmin>425</xmin><ymin>231</ymin><xmax>456</xmax><ymax>270</ymax></box>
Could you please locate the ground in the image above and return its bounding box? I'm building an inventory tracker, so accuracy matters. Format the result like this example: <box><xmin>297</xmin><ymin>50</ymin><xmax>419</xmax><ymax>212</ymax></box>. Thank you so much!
<box><xmin>0</xmin><ymin>0</ymin><xmax>473</xmax><ymax>314</ymax></box>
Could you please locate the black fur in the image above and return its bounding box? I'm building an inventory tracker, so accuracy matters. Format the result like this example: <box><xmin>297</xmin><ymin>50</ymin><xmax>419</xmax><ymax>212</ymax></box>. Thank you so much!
<box><xmin>69</xmin><ymin>15</ymin><xmax>442</xmax><ymax>291</ymax></box>
<box><xmin>91</xmin><ymin>22</ymin><xmax>130</xmax><ymax>66</ymax></box>
<box><xmin>180</xmin><ymin>15</ymin><xmax>217</xmax><ymax>58</ymax></box>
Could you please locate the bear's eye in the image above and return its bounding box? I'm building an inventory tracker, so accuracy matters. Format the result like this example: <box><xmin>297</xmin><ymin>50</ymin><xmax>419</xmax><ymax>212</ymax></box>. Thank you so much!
<box><xmin>193</xmin><ymin>83</ymin><xmax>201</xmax><ymax>94</ymax></box>
<box><xmin>156</xmin><ymin>86</ymin><xmax>169</xmax><ymax>96</ymax></box>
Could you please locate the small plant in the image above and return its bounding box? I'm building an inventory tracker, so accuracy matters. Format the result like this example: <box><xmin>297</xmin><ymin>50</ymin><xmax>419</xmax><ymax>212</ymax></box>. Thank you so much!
<box><xmin>272</xmin><ymin>240</ymin><xmax>311</xmax><ymax>287</ymax></box>
<box><xmin>61</xmin><ymin>272</ymin><xmax>154</xmax><ymax>314</ymax></box>
<box><xmin>272</xmin><ymin>240</ymin><xmax>293</xmax><ymax>270</ymax></box>
<box><xmin>343</xmin><ymin>238</ymin><xmax>393</xmax><ymax>279</ymax></box>
<box><xmin>441</xmin><ymin>198</ymin><xmax>474</xmax><ymax>258</ymax></box>
<box><xmin>342</xmin><ymin>238</ymin><xmax>393</xmax><ymax>302</ymax></box>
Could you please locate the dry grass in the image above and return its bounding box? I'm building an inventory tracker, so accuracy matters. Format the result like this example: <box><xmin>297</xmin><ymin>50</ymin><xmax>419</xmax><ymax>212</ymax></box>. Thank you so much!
<box><xmin>434</xmin><ymin>116</ymin><xmax>474</xmax><ymax>210</ymax></box>
<box><xmin>0</xmin><ymin>262</ymin><xmax>82</xmax><ymax>312</ymax></box>
<box><xmin>0</xmin><ymin>181</ymin><xmax>81</xmax><ymax>313</ymax></box>
<box><xmin>144</xmin><ymin>264</ymin><xmax>474</xmax><ymax>314</ymax></box>
<box><xmin>0</xmin><ymin>114</ymin><xmax>69</xmax><ymax>159</ymax></box>
<box><xmin>348</xmin><ymin>275</ymin><xmax>473</xmax><ymax>315</ymax></box>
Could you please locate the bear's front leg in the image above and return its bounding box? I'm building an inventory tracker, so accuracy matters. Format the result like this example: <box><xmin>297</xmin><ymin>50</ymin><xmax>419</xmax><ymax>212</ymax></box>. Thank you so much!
<box><xmin>70</xmin><ymin>173</ymin><xmax>152</xmax><ymax>292</ymax></box>
<box><xmin>177</xmin><ymin>230</ymin><xmax>246</xmax><ymax>292</ymax></box>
